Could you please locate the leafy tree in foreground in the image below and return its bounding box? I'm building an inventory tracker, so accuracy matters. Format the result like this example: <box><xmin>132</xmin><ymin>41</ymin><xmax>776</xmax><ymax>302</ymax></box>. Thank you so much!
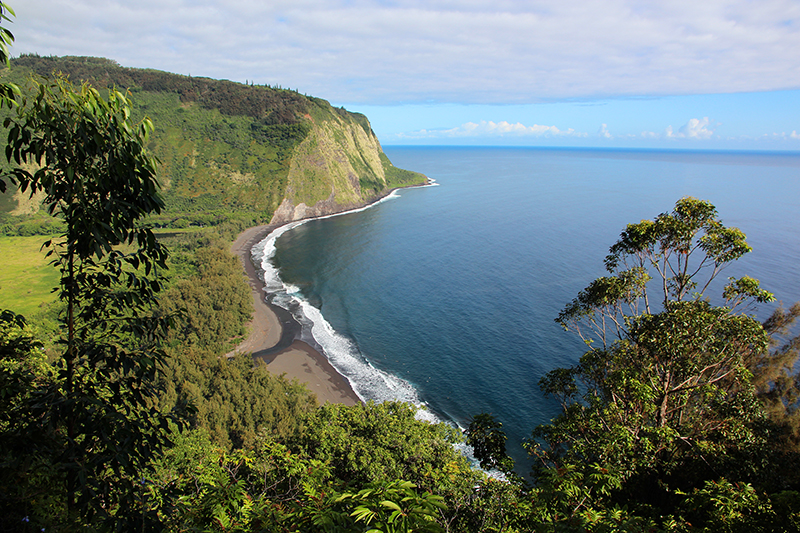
<box><xmin>529</xmin><ymin>197</ymin><xmax>791</xmax><ymax>526</ymax></box>
<box><xmin>0</xmin><ymin>1</ymin><xmax>18</xmax><ymax>104</ymax></box>
<box><xmin>149</xmin><ymin>404</ymin><xmax>530</xmax><ymax>533</ymax></box>
<box><xmin>292</xmin><ymin>401</ymin><xmax>475</xmax><ymax>491</ymax></box>
<box><xmin>0</xmin><ymin>75</ymin><xmax>173</xmax><ymax>528</ymax></box>
<box><xmin>150</xmin><ymin>429</ymin><xmax>451</xmax><ymax>533</ymax></box>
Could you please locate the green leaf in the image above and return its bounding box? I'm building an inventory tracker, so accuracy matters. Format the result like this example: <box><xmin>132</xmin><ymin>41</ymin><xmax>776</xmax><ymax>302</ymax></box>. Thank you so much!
<box><xmin>380</xmin><ymin>500</ymin><xmax>402</xmax><ymax>512</ymax></box>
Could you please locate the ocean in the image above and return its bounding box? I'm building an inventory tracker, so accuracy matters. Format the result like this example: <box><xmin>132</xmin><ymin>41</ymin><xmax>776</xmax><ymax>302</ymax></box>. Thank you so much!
<box><xmin>254</xmin><ymin>146</ymin><xmax>800</xmax><ymax>470</ymax></box>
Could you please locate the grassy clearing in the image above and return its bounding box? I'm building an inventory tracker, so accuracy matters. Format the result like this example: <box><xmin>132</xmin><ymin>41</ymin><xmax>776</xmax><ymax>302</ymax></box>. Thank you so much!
<box><xmin>0</xmin><ymin>235</ymin><xmax>59</xmax><ymax>316</ymax></box>
<box><xmin>0</xmin><ymin>228</ymin><xmax>214</xmax><ymax>317</ymax></box>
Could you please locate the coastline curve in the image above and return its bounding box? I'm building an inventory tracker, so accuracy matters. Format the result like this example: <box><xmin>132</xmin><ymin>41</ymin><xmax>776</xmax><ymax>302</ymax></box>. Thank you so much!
<box><xmin>228</xmin><ymin>182</ymin><xmax>432</xmax><ymax>405</ymax></box>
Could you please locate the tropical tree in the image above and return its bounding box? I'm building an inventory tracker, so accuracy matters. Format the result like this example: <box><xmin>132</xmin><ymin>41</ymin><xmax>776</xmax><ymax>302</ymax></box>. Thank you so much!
<box><xmin>755</xmin><ymin>303</ymin><xmax>800</xmax><ymax>442</ymax></box>
<box><xmin>0</xmin><ymin>75</ymin><xmax>173</xmax><ymax>528</ymax></box>
<box><xmin>465</xmin><ymin>412</ymin><xmax>515</xmax><ymax>475</ymax></box>
<box><xmin>0</xmin><ymin>1</ymin><xmax>18</xmax><ymax>104</ymax></box>
<box><xmin>529</xmin><ymin>198</ymin><xmax>781</xmax><ymax>522</ymax></box>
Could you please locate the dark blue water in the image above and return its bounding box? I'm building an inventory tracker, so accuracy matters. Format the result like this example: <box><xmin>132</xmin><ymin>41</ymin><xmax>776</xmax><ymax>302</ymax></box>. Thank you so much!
<box><xmin>260</xmin><ymin>146</ymin><xmax>800</xmax><ymax>471</ymax></box>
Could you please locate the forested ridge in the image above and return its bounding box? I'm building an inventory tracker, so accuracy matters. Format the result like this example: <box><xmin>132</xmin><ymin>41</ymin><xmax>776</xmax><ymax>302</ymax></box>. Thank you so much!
<box><xmin>1</xmin><ymin>3</ymin><xmax>800</xmax><ymax>531</ymax></box>
<box><xmin>0</xmin><ymin>53</ymin><xmax>426</xmax><ymax>238</ymax></box>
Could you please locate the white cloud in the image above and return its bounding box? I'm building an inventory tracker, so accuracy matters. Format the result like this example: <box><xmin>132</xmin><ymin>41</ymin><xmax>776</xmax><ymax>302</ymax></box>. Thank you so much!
<box><xmin>679</xmin><ymin>117</ymin><xmax>715</xmax><ymax>139</ymax></box>
<box><xmin>665</xmin><ymin>117</ymin><xmax>715</xmax><ymax>139</ymax></box>
<box><xmin>757</xmin><ymin>130</ymin><xmax>800</xmax><ymax>141</ymax></box>
<box><xmin>398</xmin><ymin>120</ymin><xmax>586</xmax><ymax>139</ymax></box>
<box><xmin>599</xmin><ymin>124</ymin><xmax>613</xmax><ymax>139</ymax></box>
<box><xmin>11</xmin><ymin>0</ymin><xmax>800</xmax><ymax>105</ymax></box>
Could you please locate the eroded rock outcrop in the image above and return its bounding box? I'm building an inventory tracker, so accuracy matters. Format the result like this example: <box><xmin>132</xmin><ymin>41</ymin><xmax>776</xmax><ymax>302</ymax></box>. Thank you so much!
<box><xmin>269</xmin><ymin>107</ymin><xmax>398</xmax><ymax>224</ymax></box>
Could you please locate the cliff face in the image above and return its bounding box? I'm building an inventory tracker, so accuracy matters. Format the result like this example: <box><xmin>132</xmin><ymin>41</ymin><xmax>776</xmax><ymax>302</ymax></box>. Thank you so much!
<box><xmin>1</xmin><ymin>56</ymin><xmax>426</xmax><ymax>227</ymax></box>
<box><xmin>270</xmin><ymin>106</ymin><xmax>392</xmax><ymax>224</ymax></box>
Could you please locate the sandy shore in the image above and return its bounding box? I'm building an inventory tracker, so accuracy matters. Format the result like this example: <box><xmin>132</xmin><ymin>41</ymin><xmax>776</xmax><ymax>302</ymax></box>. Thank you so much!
<box><xmin>228</xmin><ymin>224</ymin><xmax>361</xmax><ymax>406</ymax></box>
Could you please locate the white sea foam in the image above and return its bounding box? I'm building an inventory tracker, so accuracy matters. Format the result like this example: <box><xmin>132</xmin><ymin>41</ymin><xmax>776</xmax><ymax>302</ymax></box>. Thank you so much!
<box><xmin>251</xmin><ymin>221</ymin><xmax>305</xmax><ymax>292</ymax></box>
<box><xmin>250</xmin><ymin>185</ymin><xmax>490</xmax><ymax>474</ymax></box>
<box><xmin>291</xmin><ymin>296</ymin><xmax>423</xmax><ymax>406</ymax></box>
<box><xmin>251</xmin><ymin>188</ymin><xmax>437</xmax><ymax>417</ymax></box>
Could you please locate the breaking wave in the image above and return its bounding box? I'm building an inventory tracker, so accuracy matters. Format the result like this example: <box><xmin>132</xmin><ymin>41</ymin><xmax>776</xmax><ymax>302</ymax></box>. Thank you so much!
<box><xmin>250</xmin><ymin>189</ymin><xmax>443</xmax><ymax>425</ymax></box>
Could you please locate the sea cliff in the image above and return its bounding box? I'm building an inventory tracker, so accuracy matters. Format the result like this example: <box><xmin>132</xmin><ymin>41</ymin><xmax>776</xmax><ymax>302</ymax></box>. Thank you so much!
<box><xmin>270</xmin><ymin>102</ymin><xmax>408</xmax><ymax>224</ymax></box>
<box><xmin>1</xmin><ymin>55</ymin><xmax>426</xmax><ymax>225</ymax></box>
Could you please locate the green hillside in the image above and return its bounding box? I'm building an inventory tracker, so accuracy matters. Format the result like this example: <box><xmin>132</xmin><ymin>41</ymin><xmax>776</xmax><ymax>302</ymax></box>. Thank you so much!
<box><xmin>0</xmin><ymin>54</ymin><xmax>426</xmax><ymax>233</ymax></box>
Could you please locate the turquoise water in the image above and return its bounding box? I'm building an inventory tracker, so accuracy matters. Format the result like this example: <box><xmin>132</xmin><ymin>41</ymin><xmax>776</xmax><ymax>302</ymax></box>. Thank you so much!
<box><xmin>258</xmin><ymin>146</ymin><xmax>800</xmax><ymax>470</ymax></box>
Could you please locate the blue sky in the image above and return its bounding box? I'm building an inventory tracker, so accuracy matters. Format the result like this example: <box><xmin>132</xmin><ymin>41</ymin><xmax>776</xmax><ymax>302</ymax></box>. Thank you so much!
<box><xmin>10</xmin><ymin>0</ymin><xmax>800</xmax><ymax>150</ymax></box>
<box><xmin>348</xmin><ymin>91</ymin><xmax>800</xmax><ymax>149</ymax></box>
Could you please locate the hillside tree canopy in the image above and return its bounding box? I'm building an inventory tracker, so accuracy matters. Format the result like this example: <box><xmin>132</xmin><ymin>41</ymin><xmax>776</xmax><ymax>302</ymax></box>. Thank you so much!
<box><xmin>529</xmin><ymin>197</ymin><xmax>791</xmax><ymax>526</ymax></box>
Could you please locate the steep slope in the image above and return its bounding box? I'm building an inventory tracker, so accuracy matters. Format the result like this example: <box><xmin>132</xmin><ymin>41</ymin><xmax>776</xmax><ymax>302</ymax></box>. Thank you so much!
<box><xmin>272</xmin><ymin>100</ymin><xmax>399</xmax><ymax>223</ymax></box>
<box><xmin>0</xmin><ymin>55</ymin><xmax>425</xmax><ymax>230</ymax></box>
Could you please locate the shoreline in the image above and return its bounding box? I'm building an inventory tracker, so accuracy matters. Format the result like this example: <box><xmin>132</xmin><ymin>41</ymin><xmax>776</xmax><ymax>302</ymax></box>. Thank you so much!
<box><xmin>228</xmin><ymin>223</ymin><xmax>361</xmax><ymax>406</ymax></box>
<box><xmin>227</xmin><ymin>181</ymin><xmax>431</xmax><ymax>407</ymax></box>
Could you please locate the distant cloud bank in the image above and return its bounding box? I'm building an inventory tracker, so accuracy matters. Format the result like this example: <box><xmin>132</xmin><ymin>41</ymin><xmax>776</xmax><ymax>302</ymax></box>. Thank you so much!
<box><xmin>598</xmin><ymin>118</ymin><xmax>720</xmax><ymax>142</ymax></box>
<box><xmin>396</xmin><ymin>117</ymin><xmax>736</xmax><ymax>143</ymax></box>
<box><xmin>399</xmin><ymin>120</ymin><xmax>586</xmax><ymax>139</ymax></box>
<box><xmin>14</xmin><ymin>1</ymin><xmax>800</xmax><ymax>149</ymax></box>
<box><xmin>667</xmin><ymin>118</ymin><xmax>715</xmax><ymax>139</ymax></box>
<box><xmin>14</xmin><ymin>0</ymin><xmax>800</xmax><ymax>105</ymax></box>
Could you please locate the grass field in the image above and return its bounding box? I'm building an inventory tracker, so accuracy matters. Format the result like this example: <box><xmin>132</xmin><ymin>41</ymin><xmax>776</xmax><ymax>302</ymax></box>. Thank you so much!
<box><xmin>0</xmin><ymin>229</ymin><xmax>214</xmax><ymax>318</ymax></box>
<box><xmin>0</xmin><ymin>235</ymin><xmax>59</xmax><ymax>316</ymax></box>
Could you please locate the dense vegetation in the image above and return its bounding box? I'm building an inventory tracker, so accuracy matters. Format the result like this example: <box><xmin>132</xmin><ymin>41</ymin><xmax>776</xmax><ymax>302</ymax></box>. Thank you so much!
<box><xmin>1</xmin><ymin>4</ymin><xmax>800</xmax><ymax>531</ymax></box>
<box><xmin>0</xmin><ymin>56</ymin><xmax>298</xmax><ymax>234</ymax></box>
<box><xmin>0</xmin><ymin>53</ymin><xmax>426</xmax><ymax>238</ymax></box>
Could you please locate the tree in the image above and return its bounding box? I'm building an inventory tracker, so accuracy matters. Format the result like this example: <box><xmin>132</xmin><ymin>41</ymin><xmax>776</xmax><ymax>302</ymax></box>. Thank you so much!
<box><xmin>756</xmin><ymin>303</ymin><xmax>800</xmax><ymax>444</ymax></box>
<box><xmin>529</xmin><ymin>198</ymin><xmax>781</xmax><ymax>521</ymax></box>
<box><xmin>0</xmin><ymin>1</ymin><xmax>19</xmax><ymax>104</ymax></box>
<box><xmin>0</xmin><ymin>75</ymin><xmax>173</xmax><ymax>527</ymax></box>
<box><xmin>465</xmin><ymin>413</ymin><xmax>515</xmax><ymax>475</ymax></box>
<box><xmin>291</xmin><ymin>401</ymin><xmax>475</xmax><ymax>490</ymax></box>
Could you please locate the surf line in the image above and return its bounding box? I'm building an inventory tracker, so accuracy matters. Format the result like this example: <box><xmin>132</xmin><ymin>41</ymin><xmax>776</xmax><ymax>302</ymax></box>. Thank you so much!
<box><xmin>251</xmin><ymin>182</ymin><xmax>442</xmax><ymax>420</ymax></box>
<box><xmin>250</xmin><ymin>179</ymin><xmax>489</xmax><ymax>472</ymax></box>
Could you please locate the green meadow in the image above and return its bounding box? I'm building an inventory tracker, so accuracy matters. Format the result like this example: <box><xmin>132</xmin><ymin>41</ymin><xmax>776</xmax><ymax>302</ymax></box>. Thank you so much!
<box><xmin>0</xmin><ymin>235</ymin><xmax>59</xmax><ymax>316</ymax></box>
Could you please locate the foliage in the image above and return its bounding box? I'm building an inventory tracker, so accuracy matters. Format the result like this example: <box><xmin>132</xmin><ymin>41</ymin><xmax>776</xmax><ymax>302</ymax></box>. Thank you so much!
<box><xmin>146</xmin><ymin>407</ymin><xmax>535</xmax><ymax>533</ymax></box>
<box><xmin>465</xmin><ymin>413</ymin><xmax>515</xmax><ymax>475</ymax></box>
<box><xmin>0</xmin><ymin>2</ymin><xmax>18</xmax><ymax>103</ymax></box>
<box><xmin>557</xmin><ymin>197</ymin><xmax>772</xmax><ymax>349</ymax></box>
<box><xmin>381</xmin><ymin>152</ymin><xmax>428</xmax><ymax>189</ymax></box>
<box><xmin>13</xmin><ymin>54</ymin><xmax>311</xmax><ymax>120</ymax></box>
<box><xmin>162</xmin><ymin>349</ymin><xmax>318</xmax><ymax>450</ymax></box>
<box><xmin>529</xmin><ymin>198</ymin><xmax>792</xmax><ymax>526</ymax></box>
<box><xmin>161</xmin><ymin>246</ymin><xmax>252</xmax><ymax>351</ymax></box>
<box><xmin>291</xmin><ymin>401</ymin><xmax>476</xmax><ymax>491</ymax></box>
<box><xmin>442</xmin><ymin>476</ymin><xmax>530</xmax><ymax>533</ymax></box>
<box><xmin>670</xmin><ymin>479</ymin><xmax>778</xmax><ymax>533</ymax></box>
<box><xmin>0</xmin><ymin>213</ymin><xmax>63</xmax><ymax>236</ymax></box>
<box><xmin>151</xmin><ymin>231</ymin><xmax>318</xmax><ymax>449</ymax></box>
<box><xmin>756</xmin><ymin>303</ymin><xmax>800</xmax><ymax>446</ymax></box>
<box><xmin>0</xmin><ymin>310</ymin><xmax>64</xmax><ymax>530</ymax></box>
<box><xmin>148</xmin><ymin>430</ymin><xmax>453</xmax><ymax>533</ymax></box>
<box><xmin>0</xmin><ymin>74</ymin><xmax>173</xmax><ymax>528</ymax></box>
<box><xmin>0</xmin><ymin>2</ymin><xmax>12</xmax><ymax>68</ymax></box>
<box><xmin>290</xmin><ymin>401</ymin><xmax>535</xmax><ymax>530</ymax></box>
<box><xmin>339</xmin><ymin>480</ymin><xmax>446</xmax><ymax>533</ymax></box>
<box><xmin>283</xmin><ymin>402</ymin><xmax>541</xmax><ymax>532</ymax></box>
